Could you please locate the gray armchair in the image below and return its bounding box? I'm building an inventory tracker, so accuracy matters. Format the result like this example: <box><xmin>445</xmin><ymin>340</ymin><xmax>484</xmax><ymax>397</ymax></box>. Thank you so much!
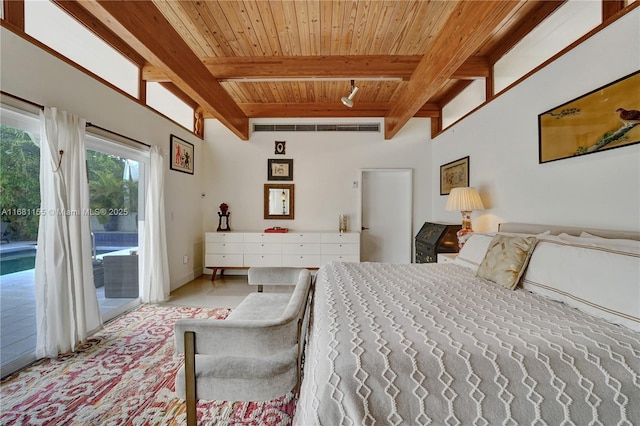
<box><xmin>174</xmin><ymin>268</ymin><xmax>313</xmax><ymax>425</ymax></box>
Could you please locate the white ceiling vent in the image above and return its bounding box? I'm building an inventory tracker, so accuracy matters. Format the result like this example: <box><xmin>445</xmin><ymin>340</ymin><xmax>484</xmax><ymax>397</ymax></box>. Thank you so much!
<box><xmin>253</xmin><ymin>123</ymin><xmax>380</xmax><ymax>133</ymax></box>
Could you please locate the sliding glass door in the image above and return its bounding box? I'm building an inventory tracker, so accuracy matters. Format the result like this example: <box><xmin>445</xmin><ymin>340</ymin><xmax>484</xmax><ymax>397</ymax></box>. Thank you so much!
<box><xmin>0</xmin><ymin>112</ymin><xmax>40</xmax><ymax>377</ymax></box>
<box><xmin>86</xmin><ymin>135</ymin><xmax>146</xmax><ymax>322</ymax></box>
<box><xmin>1</xmin><ymin>105</ymin><xmax>147</xmax><ymax>377</ymax></box>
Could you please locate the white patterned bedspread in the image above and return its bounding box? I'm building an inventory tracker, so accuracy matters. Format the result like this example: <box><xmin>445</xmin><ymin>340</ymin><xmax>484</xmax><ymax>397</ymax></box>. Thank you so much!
<box><xmin>295</xmin><ymin>262</ymin><xmax>640</xmax><ymax>426</ymax></box>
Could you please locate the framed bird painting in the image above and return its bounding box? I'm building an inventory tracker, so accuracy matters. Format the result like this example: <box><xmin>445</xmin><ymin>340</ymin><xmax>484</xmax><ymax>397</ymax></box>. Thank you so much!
<box><xmin>538</xmin><ymin>70</ymin><xmax>640</xmax><ymax>163</ymax></box>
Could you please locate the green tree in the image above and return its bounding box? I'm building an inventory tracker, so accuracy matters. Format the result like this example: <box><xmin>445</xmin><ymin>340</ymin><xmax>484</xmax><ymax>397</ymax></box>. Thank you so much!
<box><xmin>0</xmin><ymin>125</ymin><xmax>41</xmax><ymax>241</ymax></box>
<box><xmin>86</xmin><ymin>150</ymin><xmax>126</xmax><ymax>183</ymax></box>
<box><xmin>89</xmin><ymin>170</ymin><xmax>126</xmax><ymax>225</ymax></box>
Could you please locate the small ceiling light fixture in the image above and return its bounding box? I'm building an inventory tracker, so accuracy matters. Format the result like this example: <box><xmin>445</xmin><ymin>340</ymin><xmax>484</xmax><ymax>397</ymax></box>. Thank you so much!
<box><xmin>341</xmin><ymin>80</ymin><xmax>359</xmax><ymax>108</ymax></box>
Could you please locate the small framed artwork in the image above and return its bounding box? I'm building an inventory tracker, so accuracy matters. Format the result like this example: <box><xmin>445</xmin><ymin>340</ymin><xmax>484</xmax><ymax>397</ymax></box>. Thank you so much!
<box><xmin>274</xmin><ymin>141</ymin><xmax>286</xmax><ymax>155</ymax></box>
<box><xmin>538</xmin><ymin>70</ymin><xmax>640</xmax><ymax>163</ymax></box>
<box><xmin>440</xmin><ymin>156</ymin><xmax>469</xmax><ymax>195</ymax></box>
<box><xmin>170</xmin><ymin>134</ymin><xmax>194</xmax><ymax>175</ymax></box>
<box><xmin>268</xmin><ymin>159</ymin><xmax>293</xmax><ymax>181</ymax></box>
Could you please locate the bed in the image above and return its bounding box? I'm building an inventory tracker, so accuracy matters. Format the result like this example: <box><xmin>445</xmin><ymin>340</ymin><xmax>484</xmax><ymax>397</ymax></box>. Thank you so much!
<box><xmin>295</xmin><ymin>223</ymin><xmax>640</xmax><ymax>425</ymax></box>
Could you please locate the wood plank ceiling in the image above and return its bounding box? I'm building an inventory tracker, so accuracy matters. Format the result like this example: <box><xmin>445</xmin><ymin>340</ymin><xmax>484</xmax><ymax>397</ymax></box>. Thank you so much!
<box><xmin>65</xmin><ymin>0</ymin><xmax>566</xmax><ymax>139</ymax></box>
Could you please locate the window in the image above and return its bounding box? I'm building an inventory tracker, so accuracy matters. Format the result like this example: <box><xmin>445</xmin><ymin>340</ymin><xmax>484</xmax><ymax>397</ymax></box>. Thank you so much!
<box><xmin>24</xmin><ymin>0</ymin><xmax>139</xmax><ymax>97</ymax></box>
<box><xmin>442</xmin><ymin>79</ymin><xmax>486</xmax><ymax>128</ymax></box>
<box><xmin>146</xmin><ymin>82</ymin><xmax>194</xmax><ymax>130</ymax></box>
<box><xmin>493</xmin><ymin>0</ymin><xmax>600</xmax><ymax>93</ymax></box>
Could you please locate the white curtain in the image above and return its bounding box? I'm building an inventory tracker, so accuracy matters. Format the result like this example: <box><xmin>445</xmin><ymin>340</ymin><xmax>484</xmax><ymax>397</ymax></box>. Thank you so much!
<box><xmin>35</xmin><ymin>107</ymin><xmax>102</xmax><ymax>358</ymax></box>
<box><xmin>140</xmin><ymin>146</ymin><xmax>170</xmax><ymax>303</ymax></box>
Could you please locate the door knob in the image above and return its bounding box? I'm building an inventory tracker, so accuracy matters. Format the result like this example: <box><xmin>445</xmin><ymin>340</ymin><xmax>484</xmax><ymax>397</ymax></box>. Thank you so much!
<box><xmin>361</xmin><ymin>226</ymin><xmax>369</xmax><ymax>231</ymax></box>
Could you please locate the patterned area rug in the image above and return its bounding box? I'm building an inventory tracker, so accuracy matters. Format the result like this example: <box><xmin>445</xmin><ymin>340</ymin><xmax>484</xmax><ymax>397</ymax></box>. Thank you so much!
<box><xmin>0</xmin><ymin>304</ymin><xmax>297</xmax><ymax>425</ymax></box>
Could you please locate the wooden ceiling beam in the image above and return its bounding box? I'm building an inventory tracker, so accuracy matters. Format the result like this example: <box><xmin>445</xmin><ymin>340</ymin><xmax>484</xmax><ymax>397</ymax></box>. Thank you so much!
<box><xmin>207</xmin><ymin>55</ymin><xmax>419</xmax><ymax>80</ymax></box>
<box><xmin>199</xmin><ymin>102</ymin><xmax>439</xmax><ymax>119</ymax></box>
<box><xmin>142</xmin><ymin>55</ymin><xmax>490</xmax><ymax>82</ymax></box>
<box><xmin>75</xmin><ymin>0</ymin><xmax>249</xmax><ymax>140</ymax></box>
<box><xmin>385</xmin><ymin>1</ymin><xmax>522</xmax><ymax>140</ymax></box>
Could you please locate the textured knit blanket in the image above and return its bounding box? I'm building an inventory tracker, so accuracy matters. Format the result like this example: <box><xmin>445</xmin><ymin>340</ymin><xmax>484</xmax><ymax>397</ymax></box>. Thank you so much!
<box><xmin>295</xmin><ymin>262</ymin><xmax>640</xmax><ymax>426</ymax></box>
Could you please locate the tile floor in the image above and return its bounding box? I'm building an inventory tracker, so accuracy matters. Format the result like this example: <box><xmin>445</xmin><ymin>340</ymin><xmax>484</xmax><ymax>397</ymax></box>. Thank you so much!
<box><xmin>161</xmin><ymin>273</ymin><xmax>292</xmax><ymax>309</ymax></box>
<box><xmin>1</xmin><ymin>271</ymin><xmax>291</xmax><ymax>378</ymax></box>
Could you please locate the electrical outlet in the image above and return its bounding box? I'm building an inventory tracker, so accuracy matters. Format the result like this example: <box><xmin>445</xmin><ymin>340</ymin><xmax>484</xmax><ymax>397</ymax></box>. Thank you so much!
<box><xmin>183</xmin><ymin>255</ymin><xmax>188</xmax><ymax>264</ymax></box>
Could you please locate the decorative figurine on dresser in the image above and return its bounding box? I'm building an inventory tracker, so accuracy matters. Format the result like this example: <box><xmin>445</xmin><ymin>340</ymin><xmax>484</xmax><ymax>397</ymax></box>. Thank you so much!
<box><xmin>217</xmin><ymin>203</ymin><xmax>230</xmax><ymax>231</ymax></box>
<box><xmin>415</xmin><ymin>222</ymin><xmax>461</xmax><ymax>263</ymax></box>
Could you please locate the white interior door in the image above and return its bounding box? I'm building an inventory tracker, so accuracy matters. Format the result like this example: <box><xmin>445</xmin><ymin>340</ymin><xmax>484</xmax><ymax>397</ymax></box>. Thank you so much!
<box><xmin>359</xmin><ymin>169</ymin><xmax>412</xmax><ymax>263</ymax></box>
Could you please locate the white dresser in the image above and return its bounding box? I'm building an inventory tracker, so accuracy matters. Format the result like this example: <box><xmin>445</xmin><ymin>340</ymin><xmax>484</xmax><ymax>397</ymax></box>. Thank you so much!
<box><xmin>205</xmin><ymin>231</ymin><xmax>360</xmax><ymax>279</ymax></box>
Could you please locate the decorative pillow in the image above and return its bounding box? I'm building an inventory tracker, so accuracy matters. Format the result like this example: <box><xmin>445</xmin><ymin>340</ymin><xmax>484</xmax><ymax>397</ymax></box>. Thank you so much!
<box><xmin>476</xmin><ymin>235</ymin><xmax>537</xmax><ymax>290</ymax></box>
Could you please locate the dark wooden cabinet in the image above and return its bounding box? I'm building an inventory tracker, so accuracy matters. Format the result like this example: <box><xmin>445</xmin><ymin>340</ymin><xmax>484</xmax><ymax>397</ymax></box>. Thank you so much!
<box><xmin>415</xmin><ymin>222</ymin><xmax>461</xmax><ymax>263</ymax></box>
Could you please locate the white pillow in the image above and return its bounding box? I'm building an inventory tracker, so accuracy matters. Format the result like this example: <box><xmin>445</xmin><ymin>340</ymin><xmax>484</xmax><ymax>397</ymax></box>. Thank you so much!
<box><xmin>522</xmin><ymin>236</ymin><xmax>640</xmax><ymax>331</ymax></box>
<box><xmin>558</xmin><ymin>233</ymin><xmax>640</xmax><ymax>252</ymax></box>
<box><xmin>454</xmin><ymin>233</ymin><xmax>495</xmax><ymax>271</ymax></box>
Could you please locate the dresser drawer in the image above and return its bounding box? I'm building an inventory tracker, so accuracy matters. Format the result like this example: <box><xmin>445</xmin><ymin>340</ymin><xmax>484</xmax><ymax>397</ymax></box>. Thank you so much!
<box><xmin>243</xmin><ymin>242</ymin><xmax>281</xmax><ymax>255</ymax></box>
<box><xmin>321</xmin><ymin>232</ymin><xmax>360</xmax><ymax>244</ymax></box>
<box><xmin>321</xmin><ymin>243</ymin><xmax>360</xmax><ymax>255</ymax></box>
<box><xmin>244</xmin><ymin>233</ymin><xmax>283</xmax><ymax>243</ymax></box>
<box><xmin>205</xmin><ymin>254</ymin><xmax>243</xmax><ymax>267</ymax></box>
<box><xmin>205</xmin><ymin>242</ymin><xmax>243</xmax><ymax>254</ymax></box>
<box><xmin>244</xmin><ymin>254</ymin><xmax>282</xmax><ymax>267</ymax></box>
<box><xmin>281</xmin><ymin>233</ymin><xmax>322</xmax><ymax>244</ymax></box>
<box><xmin>282</xmin><ymin>254</ymin><xmax>321</xmax><ymax>268</ymax></box>
<box><xmin>437</xmin><ymin>253</ymin><xmax>458</xmax><ymax>264</ymax></box>
<box><xmin>205</xmin><ymin>232</ymin><xmax>243</xmax><ymax>243</ymax></box>
<box><xmin>282</xmin><ymin>243</ymin><xmax>321</xmax><ymax>255</ymax></box>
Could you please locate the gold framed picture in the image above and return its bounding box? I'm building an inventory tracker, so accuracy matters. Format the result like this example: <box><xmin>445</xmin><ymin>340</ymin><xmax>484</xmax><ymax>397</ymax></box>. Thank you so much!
<box><xmin>440</xmin><ymin>156</ymin><xmax>469</xmax><ymax>195</ymax></box>
<box><xmin>538</xmin><ymin>70</ymin><xmax>640</xmax><ymax>163</ymax></box>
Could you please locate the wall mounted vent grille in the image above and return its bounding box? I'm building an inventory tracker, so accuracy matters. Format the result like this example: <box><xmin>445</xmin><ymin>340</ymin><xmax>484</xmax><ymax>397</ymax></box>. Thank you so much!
<box><xmin>254</xmin><ymin>123</ymin><xmax>380</xmax><ymax>132</ymax></box>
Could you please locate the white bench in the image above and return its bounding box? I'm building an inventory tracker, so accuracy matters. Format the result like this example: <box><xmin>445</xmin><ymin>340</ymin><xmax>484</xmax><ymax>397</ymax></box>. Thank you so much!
<box><xmin>248</xmin><ymin>266</ymin><xmax>307</xmax><ymax>292</ymax></box>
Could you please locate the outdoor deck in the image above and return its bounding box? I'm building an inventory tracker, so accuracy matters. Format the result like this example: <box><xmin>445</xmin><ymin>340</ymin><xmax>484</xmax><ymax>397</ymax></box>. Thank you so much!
<box><xmin>0</xmin><ymin>242</ymin><xmax>138</xmax><ymax>376</ymax></box>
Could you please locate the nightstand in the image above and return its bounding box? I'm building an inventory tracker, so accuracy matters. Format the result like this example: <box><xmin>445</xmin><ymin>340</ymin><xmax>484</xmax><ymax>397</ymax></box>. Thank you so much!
<box><xmin>437</xmin><ymin>253</ymin><xmax>458</xmax><ymax>264</ymax></box>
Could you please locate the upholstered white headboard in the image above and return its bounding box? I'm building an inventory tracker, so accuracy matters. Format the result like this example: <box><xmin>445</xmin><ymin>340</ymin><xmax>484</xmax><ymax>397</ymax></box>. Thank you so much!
<box><xmin>498</xmin><ymin>222</ymin><xmax>640</xmax><ymax>241</ymax></box>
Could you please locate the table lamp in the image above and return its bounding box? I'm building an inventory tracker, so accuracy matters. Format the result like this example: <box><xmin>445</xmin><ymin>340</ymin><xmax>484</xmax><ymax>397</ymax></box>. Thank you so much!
<box><xmin>445</xmin><ymin>187</ymin><xmax>485</xmax><ymax>248</ymax></box>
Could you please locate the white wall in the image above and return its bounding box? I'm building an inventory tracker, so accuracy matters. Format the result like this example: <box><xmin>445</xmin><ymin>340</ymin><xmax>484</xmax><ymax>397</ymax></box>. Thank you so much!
<box><xmin>202</xmin><ymin>117</ymin><xmax>432</xmax><ymax>241</ymax></box>
<box><xmin>1</xmin><ymin>28</ymin><xmax>203</xmax><ymax>289</ymax></box>
<box><xmin>432</xmin><ymin>8</ymin><xmax>640</xmax><ymax>233</ymax></box>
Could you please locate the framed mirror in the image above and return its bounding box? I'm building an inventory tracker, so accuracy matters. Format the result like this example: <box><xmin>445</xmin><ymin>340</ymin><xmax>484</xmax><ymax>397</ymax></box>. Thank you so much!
<box><xmin>264</xmin><ymin>183</ymin><xmax>294</xmax><ymax>220</ymax></box>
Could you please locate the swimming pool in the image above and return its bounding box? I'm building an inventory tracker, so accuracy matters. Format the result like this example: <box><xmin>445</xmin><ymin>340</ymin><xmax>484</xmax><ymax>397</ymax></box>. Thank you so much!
<box><xmin>0</xmin><ymin>247</ymin><xmax>126</xmax><ymax>276</ymax></box>
<box><xmin>0</xmin><ymin>248</ymin><xmax>37</xmax><ymax>275</ymax></box>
